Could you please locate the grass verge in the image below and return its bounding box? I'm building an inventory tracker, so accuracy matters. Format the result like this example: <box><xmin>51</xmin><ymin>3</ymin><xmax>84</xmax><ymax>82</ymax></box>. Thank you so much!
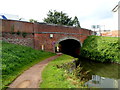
<box><xmin>2</xmin><ymin>42</ymin><xmax>55</xmax><ymax>89</ymax></box>
<box><xmin>40</xmin><ymin>55</ymin><xmax>87</xmax><ymax>88</ymax></box>
<box><xmin>81</xmin><ymin>35</ymin><xmax>119</xmax><ymax>63</ymax></box>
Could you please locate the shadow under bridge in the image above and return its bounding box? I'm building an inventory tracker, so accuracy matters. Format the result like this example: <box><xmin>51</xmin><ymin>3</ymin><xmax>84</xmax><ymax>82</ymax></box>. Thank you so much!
<box><xmin>56</xmin><ymin>39</ymin><xmax>81</xmax><ymax>57</ymax></box>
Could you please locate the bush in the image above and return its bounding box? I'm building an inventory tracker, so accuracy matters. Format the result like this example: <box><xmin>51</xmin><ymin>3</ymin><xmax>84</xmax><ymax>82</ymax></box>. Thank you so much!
<box><xmin>80</xmin><ymin>35</ymin><xmax>119</xmax><ymax>63</ymax></box>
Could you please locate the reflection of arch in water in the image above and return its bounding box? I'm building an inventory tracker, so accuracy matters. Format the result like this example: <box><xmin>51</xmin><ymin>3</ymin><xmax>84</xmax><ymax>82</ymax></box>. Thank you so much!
<box><xmin>55</xmin><ymin>36</ymin><xmax>82</xmax><ymax>57</ymax></box>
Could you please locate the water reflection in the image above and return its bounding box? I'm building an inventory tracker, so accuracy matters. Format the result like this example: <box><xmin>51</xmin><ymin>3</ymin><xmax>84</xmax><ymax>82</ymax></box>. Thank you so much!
<box><xmin>78</xmin><ymin>57</ymin><xmax>120</xmax><ymax>88</ymax></box>
<box><xmin>85</xmin><ymin>75</ymin><xmax>119</xmax><ymax>88</ymax></box>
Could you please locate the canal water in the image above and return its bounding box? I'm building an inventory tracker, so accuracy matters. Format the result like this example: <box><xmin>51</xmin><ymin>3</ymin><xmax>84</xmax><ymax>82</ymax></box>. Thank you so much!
<box><xmin>78</xmin><ymin>57</ymin><xmax>120</xmax><ymax>88</ymax></box>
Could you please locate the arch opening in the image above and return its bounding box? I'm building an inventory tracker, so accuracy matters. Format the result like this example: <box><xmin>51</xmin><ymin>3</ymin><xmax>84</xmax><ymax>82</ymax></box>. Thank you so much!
<box><xmin>55</xmin><ymin>39</ymin><xmax>81</xmax><ymax>57</ymax></box>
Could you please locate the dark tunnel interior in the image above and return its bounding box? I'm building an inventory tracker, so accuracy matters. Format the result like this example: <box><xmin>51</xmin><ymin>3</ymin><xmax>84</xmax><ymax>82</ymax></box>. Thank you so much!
<box><xmin>56</xmin><ymin>39</ymin><xmax>81</xmax><ymax>57</ymax></box>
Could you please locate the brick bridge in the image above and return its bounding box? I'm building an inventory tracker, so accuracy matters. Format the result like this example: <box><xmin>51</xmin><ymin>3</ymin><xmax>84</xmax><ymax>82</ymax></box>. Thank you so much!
<box><xmin>1</xmin><ymin>19</ymin><xmax>93</xmax><ymax>57</ymax></box>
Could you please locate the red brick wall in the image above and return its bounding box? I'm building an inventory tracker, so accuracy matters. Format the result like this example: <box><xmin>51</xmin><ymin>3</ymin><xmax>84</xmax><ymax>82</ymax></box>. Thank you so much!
<box><xmin>34</xmin><ymin>23</ymin><xmax>92</xmax><ymax>35</ymax></box>
<box><xmin>2</xmin><ymin>19</ymin><xmax>34</xmax><ymax>33</ymax></box>
<box><xmin>101</xmin><ymin>30</ymin><xmax>119</xmax><ymax>37</ymax></box>
<box><xmin>34</xmin><ymin>33</ymin><xmax>89</xmax><ymax>52</ymax></box>
<box><xmin>1</xmin><ymin>19</ymin><xmax>34</xmax><ymax>48</ymax></box>
<box><xmin>1</xmin><ymin>19</ymin><xmax>93</xmax><ymax>52</ymax></box>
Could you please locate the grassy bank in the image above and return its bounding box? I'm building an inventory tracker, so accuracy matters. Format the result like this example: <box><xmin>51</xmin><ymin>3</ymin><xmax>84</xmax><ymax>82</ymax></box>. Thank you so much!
<box><xmin>2</xmin><ymin>42</ymin><xmax>55</xmax><ymax>89</ymax></box>
<box><xmin>40</xmin><ymin>55</ymin><xmax>87</xmax><ymax>88</ymax></box>
<box><xmin>81</xmin><ymin>35</ymin><xmax>119</xmax><ymax>63</ymax></box>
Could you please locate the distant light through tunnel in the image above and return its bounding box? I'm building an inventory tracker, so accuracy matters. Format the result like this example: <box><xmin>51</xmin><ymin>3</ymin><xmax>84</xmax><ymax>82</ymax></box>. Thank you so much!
<box><xmin>55</xmin><ymin>39</ymin><xmax>81</xmax><ymax>57</ymax></box>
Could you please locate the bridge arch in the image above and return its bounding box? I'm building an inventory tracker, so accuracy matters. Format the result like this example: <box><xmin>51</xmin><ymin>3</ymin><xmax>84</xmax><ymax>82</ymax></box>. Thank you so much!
<box><xmin>55</xmin><ymin>36</ymin><xmax>82</xmax><ymax>57</ymax></box>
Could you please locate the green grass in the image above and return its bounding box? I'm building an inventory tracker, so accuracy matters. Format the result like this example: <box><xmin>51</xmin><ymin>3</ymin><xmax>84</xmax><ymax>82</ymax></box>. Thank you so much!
<box><xmin>81</xmin><ymin>35</ymin><xmax>119</xmax><ymax>63</ymax></box>
<box><xmin>2</xmin><ymin>42</ymin><xmax>55</xmax><ymax>89</ymax></box>
<box><xmin>40</xmin><ymin>55</ymin><xmax>86</xmax><ymax>88</ymax></box>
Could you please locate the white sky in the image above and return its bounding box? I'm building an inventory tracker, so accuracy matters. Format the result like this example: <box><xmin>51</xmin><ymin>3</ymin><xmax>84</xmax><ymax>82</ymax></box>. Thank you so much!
<box><xmin>0</xmin><ymin>0</ymin><xmax>119</xmax><ymax>30</ymax></box>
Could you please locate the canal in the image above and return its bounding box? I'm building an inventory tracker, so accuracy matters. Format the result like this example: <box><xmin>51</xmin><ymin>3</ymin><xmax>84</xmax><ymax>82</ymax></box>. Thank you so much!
<box><xmin>78</xmin><ymin>57</ymin><xmax>120</xmax><ymax>88</ymax></box>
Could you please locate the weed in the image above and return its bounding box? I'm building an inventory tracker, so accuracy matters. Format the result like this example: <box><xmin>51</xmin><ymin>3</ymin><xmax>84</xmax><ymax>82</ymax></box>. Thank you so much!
<box><xmin>22</xmin><ymin>32</ymin><xmax>27</xmax><ymax>38</ymax></box>
<box><xmin>11</xmin><ymin>25</ymin><xmax>14</xmax><ymax>32</ymax></box>
<box><xmin>16</xmin><ymin>31</ymin><xmax>21</xmax><ymax>35</ymax></box>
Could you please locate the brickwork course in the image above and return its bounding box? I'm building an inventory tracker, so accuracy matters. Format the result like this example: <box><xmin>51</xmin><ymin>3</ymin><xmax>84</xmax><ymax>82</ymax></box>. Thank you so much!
<box><xmin>1</xmin><ymin>19</ymin><xmax>93</xmax><ymax>52</ymax></box>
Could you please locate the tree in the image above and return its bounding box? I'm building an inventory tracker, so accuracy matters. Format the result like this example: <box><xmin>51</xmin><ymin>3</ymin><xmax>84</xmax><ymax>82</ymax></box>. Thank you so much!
<box><xmin>29</xmin><ymin>19</ymin><xmax>38</xmax><ymax>23</ymax></box>
<box><xmin>43</xmin><ymin>10</ymin><xmax>81</xmax><ymax>27</ymax></box>
<box><xmin>73</xmin><ymin>16</ymin><xmax>81</xmax><ymax>27</ymax></box>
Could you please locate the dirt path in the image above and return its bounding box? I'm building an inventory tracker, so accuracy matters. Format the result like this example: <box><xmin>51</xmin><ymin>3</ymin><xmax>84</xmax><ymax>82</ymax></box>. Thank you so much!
<box><xmin>8</xmin><ymin>54</ymin><xmax>61</xmax><ymax>88</ymax></box>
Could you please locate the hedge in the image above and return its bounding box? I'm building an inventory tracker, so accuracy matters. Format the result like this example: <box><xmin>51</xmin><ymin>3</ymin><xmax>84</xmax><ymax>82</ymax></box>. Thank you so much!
<box><xmin>80</xmin><ymin>35</ymin><xmax>119</xmax><ymax>63</ymax></box>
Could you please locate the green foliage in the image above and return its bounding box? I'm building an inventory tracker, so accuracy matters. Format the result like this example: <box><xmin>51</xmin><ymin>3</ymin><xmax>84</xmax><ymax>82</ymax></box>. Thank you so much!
<box><xmin>2</xmin><ymin>42</ymin><xmax>55</xmax><ymax>89</ymax></box>
<box><xmin>81</xmin><ymin>35</ymin><xmax>119</xmax><ymax>63</ymax></box>
<box><xmin>10</xmin><ymin>25</ymin><xmax>15</xmax><ymax>34</ymax></box>
<box><xmin>73</xmin><ymin>16</ymin><xmax>80</xmax><ymax>27</ymax></box>
<box><xmin>22</xmin><ymin>32</ymin><xmax>27</xmax><ymax>38</ymax></box>
<box><xmin>16</xmin><ymin>31</ymin><xmax>21</xmax><ymax>35</ymax></box>
<box><xmin>29</xmin><ymin>19</ymin><xmax>38</xmax><ymax>23</ymax></box>
<box><xmin>72</xmin><ymin>65</ymin><xmax>91</xmax><ymax>81</ymax></box>
<box><xmin>40</xmin><ymin>55</ymin><xmax>87</xmax><ymax>88</ymax></box>
<box><xmin>43</xmin><ymin>10</ymin><xmax>81</xmax><ymax>27</ymax></box>
<box><xmin>11</xmin><ymin>25</ymin><xmax>14</xmax><ymax>32</ymax></box>
<box><xmin>57</xmin><ymin>59</ymin><xmax>91</xmax><ymax>82</ymax></box>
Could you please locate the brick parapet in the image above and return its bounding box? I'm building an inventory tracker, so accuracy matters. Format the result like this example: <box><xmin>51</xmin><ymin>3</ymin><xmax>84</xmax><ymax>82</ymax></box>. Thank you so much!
<box><xmin>1</xmin><ymin>19</ymin><xmax>93</xmax><ymax>52</ymax></box>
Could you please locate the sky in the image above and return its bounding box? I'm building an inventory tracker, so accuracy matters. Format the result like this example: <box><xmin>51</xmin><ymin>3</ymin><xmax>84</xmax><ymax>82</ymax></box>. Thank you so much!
<box><xmin>0</xmin><ymin>0</ymin><xmax>119</xmax><ymax>31</ymax></box>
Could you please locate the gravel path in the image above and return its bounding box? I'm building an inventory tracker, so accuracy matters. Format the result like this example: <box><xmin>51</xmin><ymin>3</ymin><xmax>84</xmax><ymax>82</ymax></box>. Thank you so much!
<box><xmin>8</xmin><ymin>54</ymin><xmax>61</xmax><ymax>89</ymax></box>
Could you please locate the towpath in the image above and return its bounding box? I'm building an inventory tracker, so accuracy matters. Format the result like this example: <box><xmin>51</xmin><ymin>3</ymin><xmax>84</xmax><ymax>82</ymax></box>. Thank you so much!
<box><xmin>8</xmin><ymin>54</ymin><xmax>62</xmax><ymax>88</ymax></box>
